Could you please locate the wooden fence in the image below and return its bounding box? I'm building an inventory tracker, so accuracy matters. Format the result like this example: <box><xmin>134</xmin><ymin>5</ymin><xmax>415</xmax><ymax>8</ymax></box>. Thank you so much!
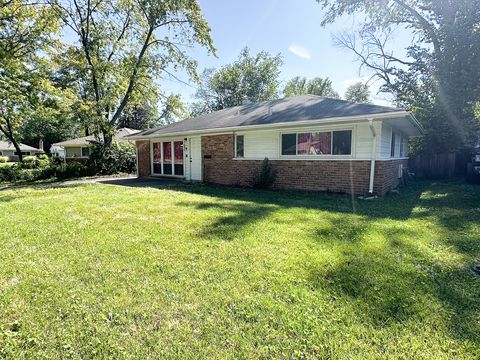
<box><xmin>409</xmin><ymin>153</ymin><xmax>459</xmax><ymax>179</ymax></box>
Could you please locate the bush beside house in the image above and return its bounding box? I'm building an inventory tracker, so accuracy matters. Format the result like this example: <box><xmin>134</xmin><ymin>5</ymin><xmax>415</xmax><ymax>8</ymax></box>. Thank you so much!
<box><xmin>0</xmin><ymin>143</ymin><xmax>136</xmax><ymax>185</ymax></box>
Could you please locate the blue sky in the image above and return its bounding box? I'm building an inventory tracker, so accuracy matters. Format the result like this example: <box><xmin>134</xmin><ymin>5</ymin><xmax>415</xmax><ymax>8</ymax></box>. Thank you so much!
<box><xmin>161</xmin><ymin>0</ymin><xmax>413</xmax><ymax>106</ymax></box>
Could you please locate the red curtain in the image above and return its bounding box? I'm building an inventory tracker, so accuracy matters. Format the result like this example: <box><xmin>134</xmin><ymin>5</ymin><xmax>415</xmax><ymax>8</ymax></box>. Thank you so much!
<box><xmin>174</xmin><ymin>141</ymin><xmax>183</xmax><ymax>164</ymax></box>
<box><xmin>163</xmin><ymin>142</ymin><xmax>172</xmax><ymax>162</ymax></box>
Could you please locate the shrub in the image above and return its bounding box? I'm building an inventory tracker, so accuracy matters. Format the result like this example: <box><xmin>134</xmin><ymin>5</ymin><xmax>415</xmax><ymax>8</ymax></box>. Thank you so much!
<box><xmin>87</xmin><ymin>142</ymin><xmax>136</xmax><ymax>175</ymax></box>
<box><xmin>54</xmin><ymin>162</ymin><xmax>91</xmax><ymax>180</ymax></box>
<box><xmin>0</xmin><ymin>156</ymin><xmax>8</xmax><ymax>163</ymax></box>
<box><xmin>23</xmin><ymin>156</ymin><xmax>37</xmax><ymax>163</ymax></box>
<box><xmin>19</xmin><ymin>156</ymin><xmax>38</xmax><ymax>169</ymax></box>
<box><xmin>250</xmin><ymin>158</ymin><xmax>277</xmax><ymax>189</ymax></box>
<box><xmin>0</xmin><ymin>164</ymin><xmax>46</xmax><ymax>183</ymax></box>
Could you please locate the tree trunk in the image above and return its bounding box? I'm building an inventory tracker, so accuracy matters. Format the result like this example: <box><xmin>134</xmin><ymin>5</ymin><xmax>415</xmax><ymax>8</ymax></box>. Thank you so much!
<box><xmin>103</xmin><ymin>129</ymin><xmax>113</xmax><ymax>148</ymax></box>
<box><xmin>0</xmin><ymin>119</ymin><xmax>23</xmax><ymax>161</ymax></box>
<box><xmin>12</xmin><ymin>140</ymin><xmax>23</xmax><ymax>162</ymax></box>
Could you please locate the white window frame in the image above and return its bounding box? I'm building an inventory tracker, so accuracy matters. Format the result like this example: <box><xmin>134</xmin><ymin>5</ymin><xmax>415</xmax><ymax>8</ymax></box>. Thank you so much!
<box><xmin>235</xmin><ymin>134</ymin><xmax>244</xmax><ymax>158</ymax></box>
<box><xmin>390</xmin><ymin>130</ymin><xmax>396</xmax><ymax>158</ymax></box>
<box><xmin>81</xmin><ymin>147</ymin><xmax>90</xmax><ymax>158</ymax></box>
<box><xmin>150</xmin><ymin>139</ymin><xmax>185</xmax><ymax>178</ymax></box>
<box><xmin>279</xmin><ymin>128</ymin><xmax>354</xmax><ymax>158</ymax></box>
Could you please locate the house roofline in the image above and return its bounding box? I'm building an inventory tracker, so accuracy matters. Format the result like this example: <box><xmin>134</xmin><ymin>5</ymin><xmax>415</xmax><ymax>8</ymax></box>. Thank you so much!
<box><xmin>408</xmin><ymin>113</ymin><xmax>425</xmax><ymax>135</ymax></box>
<box><xmin>128</xmin><ymin>111</ymin><xmax>411</xmax><ymax>140</ymax></box>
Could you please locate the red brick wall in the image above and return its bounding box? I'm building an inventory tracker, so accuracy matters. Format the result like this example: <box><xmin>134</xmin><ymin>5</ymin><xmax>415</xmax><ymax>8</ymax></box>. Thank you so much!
<box><xmin>202</xmin><ymin>134</ymin><xmax>407</xmax><ymax>195</ymax></box>
<box><xmin>374</xmin><ymin>159</ymin><xmax>409</xmax><ymax>194</ymax></box>
<box><xmin>136</xmin><ymin>140</ymin><xmax>151</xmax><ymax>177</ymax></box>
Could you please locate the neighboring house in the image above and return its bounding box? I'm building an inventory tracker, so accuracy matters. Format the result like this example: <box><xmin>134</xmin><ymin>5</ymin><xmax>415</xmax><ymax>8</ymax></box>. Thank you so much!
<box><xmin>129</xmin><ymin>95</ymin><xmax>423</xmax><ymax>195</ymax></box>
<box><xmin>53</xmin><ymin>128</ymin><xmax>140</xmax><ymax>161</ymax></box>
<box><xmin>0</xmin><ymin>140</ymin><xmax>44</xmax><ymax>161</ymax></box>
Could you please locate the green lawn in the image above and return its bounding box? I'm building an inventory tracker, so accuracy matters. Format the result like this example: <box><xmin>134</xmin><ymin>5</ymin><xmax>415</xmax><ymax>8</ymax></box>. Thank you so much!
<box><xmin>0</xmin><ymin>180</ymin><xmax>479</xmax><ymax>358</ymax></box>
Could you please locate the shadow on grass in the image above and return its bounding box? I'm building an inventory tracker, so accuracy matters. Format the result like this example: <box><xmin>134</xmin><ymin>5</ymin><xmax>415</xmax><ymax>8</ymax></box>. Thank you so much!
<box><xmin>175</xmin><ymin>200</ymin><xmax>278</xmax><ymax>241</ymax></box>
<box><xmin>305</xmin><ymin>193</ymin><xmax>480</xmax><ymax>344</ymax></box>
<box><xmin>3</xmin><ymin>177</ymin><xmax>479</xmax><ymax>344</ymax></box>
<box><xmin>113</xmin><ymin>178</ymin><xmax>478</xmax><ymax>344</ymax></box>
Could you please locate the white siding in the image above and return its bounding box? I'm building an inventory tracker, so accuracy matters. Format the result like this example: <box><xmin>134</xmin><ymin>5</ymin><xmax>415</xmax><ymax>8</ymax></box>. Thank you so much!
<box><xmin>235</xmin><ymin>122</ymin><xmax>381</xmax><ymax>160</ymax></box>
<box><xmin>380</xmin><ymin>123</ymin><xmax>409</xmax><ymax>159</ymax></box>
<box><xmin>380</xmin><ymin>122</ymin><xmax>393</xmax><ymax>159</ymax></box>
<box><xmin>238</xmin><ymin>130</ymin><xmax>279</xmax><ymax>159</ymax></box>
<box><xmin>1</xmin><ymin>150</ymin><xmax>14</xmax><ymax>157</ymax></box>
<box><xmin>354</xmin><ymin>122</ymin><xmax>381</xmax><ymax>159</ymax></box>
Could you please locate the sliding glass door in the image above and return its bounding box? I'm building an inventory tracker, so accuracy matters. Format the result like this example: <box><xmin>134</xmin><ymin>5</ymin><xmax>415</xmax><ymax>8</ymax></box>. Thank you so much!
<box><xmin>152</xmin><ymin>140</ymin><xmax>184</xmax><ymax>176</ymax></box>
<box><xmin>173</xmin><ymin>141</ymin><xmax>184</xmax><ymax>176</ymax></box>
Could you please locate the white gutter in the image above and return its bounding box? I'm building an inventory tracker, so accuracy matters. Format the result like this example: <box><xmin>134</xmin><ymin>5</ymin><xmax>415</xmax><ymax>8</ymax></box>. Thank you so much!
<box><xmin>127</xmin><ymin>111</ymin><xmax>410</xmax><ymax>140</ymax></box>
<box><xmin>368</xmin><ymin>119</ymin><xmax>377</xmax><ymax>194</ymax></box>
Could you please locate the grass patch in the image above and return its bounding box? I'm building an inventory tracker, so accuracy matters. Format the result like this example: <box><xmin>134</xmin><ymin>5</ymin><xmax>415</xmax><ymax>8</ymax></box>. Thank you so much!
<box><xmin>0</xmin><ymin>180</ymin><xmax>479</xmax><ymax>358</ymax></box>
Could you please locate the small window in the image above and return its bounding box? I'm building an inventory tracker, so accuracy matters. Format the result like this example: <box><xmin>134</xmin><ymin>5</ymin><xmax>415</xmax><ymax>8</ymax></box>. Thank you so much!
<box><xmin>333</xmin><ymin>130</ymin><xmax>352</xmax><ymax>155</ymax></box>
<box><xmin>14</xmin><ymin>151</ymin><xmax>30</xmax><ymax>156</ymax></box>
<box><xmin>81</xmin><ymin>147</ymin><xmax>90</xmax><ymax>157</ymax></box>
<box><xmin>281</xmin><ymin>134</ymin><xmax>296</xmax><ymax>155</ymax></box>
<box><xmin>235</xmin><ymin>135</ymin><xmax>244</xmax><ymax>158</ymax></box>
<box><xmin>390</xmin><ymin>132</ymin><xmax>396</xmax><ymax>158</ymax></box>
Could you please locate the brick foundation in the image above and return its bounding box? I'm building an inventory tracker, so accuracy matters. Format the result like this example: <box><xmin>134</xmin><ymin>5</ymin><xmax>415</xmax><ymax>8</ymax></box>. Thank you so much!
<box><xmin>136</xmin><ymin>140</ymin><xmax>151</xmax><ymax>177</ymax></box>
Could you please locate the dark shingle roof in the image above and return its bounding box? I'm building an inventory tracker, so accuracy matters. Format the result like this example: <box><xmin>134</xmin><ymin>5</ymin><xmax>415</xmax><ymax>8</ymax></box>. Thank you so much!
<box><xmin>132</xmin><ymin>95</ymin><xmax>406</xmax><ymax>138</ymax></box>
<box><xmin>53</xmin><ymin>128</ymin><xmax>140</xmax><ymax>147</ymax></box>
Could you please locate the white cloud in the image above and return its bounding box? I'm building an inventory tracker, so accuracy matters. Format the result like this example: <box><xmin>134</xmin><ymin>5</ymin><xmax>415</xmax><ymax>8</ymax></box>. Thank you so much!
<box><xmin>288</xmin><ymin>44</ymin><xmax>311</xmax><ymax>60</ymax></box>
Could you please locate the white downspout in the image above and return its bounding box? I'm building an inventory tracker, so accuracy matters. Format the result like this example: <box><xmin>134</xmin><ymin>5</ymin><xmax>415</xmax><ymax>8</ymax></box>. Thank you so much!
<box><xmin>368</xmin><ymin>119</ymin><xmax>377</xmax><ymax>194</ymax></box>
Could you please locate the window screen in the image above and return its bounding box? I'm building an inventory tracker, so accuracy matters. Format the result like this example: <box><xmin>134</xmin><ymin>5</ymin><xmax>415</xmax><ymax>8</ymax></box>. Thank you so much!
<box><xmin>281</xmin><ymin>134</ymin><xmax>296</xmax><ymax>155</ymax></box>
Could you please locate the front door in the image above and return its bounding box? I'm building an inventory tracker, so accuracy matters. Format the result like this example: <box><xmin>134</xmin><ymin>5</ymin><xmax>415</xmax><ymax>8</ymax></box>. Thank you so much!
<box><xmin>189</xmin><ymin>137</ymin><xmax>202</xmax><ymax>181</ymax></box>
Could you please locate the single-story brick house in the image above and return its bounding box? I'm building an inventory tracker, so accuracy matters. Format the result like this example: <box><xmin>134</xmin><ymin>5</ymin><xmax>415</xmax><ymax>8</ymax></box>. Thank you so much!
<box><xmin>128</xmin><ymin>95</ymin><xmax>423</xmax><ymax>195</ymax></box>
<box><xmin>53</xmin><ymin>128</ymin><xmax>140</xmax><ymax>161</ymax></box>
<box><xmin>0</xmin><ymin>140</ymin><xmax>44</xmax><ymax>161</ymax></box>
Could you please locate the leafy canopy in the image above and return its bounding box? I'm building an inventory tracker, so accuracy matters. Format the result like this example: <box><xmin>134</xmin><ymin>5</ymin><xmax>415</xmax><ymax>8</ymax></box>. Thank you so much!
<box><xmin>50</xmin><ymin>0</ymin><xmax>214</xmax><ymax>145</ymax></box>
<box><xmin>283</xmin><ymin>76</ymin><xmax>340</xmax><ymax>98</ymax></box>
<box><xmin>316</xmin><ymin>0</ymin><xmax>480</xmax><ymax>152</ymax></box>
<box><xmin>192</xmin><ymin>47</ymin><xmax>283</xmax><ymax>115</ymax></box>
<box><xmin>0</xmin><ymin>0</ymin><xmax>61</xmax><ymax>159</ymax></box>
<box><xmin>344</xmin><ymin>82</ymin><xmax>371</xmax><ymax>103</ymax></box>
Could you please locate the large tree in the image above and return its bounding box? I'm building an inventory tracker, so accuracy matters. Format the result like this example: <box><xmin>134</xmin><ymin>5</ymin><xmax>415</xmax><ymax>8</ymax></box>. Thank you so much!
<box><xmin>283</xmin><ymin>76</ymin><xmax>340</xmax><ymax>98</ymax></box>
<box><xmin>158</xmin><ymin>93</ymin><xmax>190</xmax><ymax>125</ymax></box>
<box><xmin>50</xmin><ymin>0</ymin><xmax>214</xmax><ymax>146</ymax></box>
<box><xmin>344</xmin><ymin>82</ymin><xmax>371</xmax><ymax>103</ymax></box>
<box><xmin>192</xmin><ymin>47</ymin><xmax>283</xmax><ymax>115</ymax></box>
<box><xmin>317</xmin><ymin>0</ymin><xmax>480</xmax><ymax>152</ymax></box>
<box><xmin>0</xmin><ymin>0</ymin><xmax>59</xmax><ymax>161</ymax></box>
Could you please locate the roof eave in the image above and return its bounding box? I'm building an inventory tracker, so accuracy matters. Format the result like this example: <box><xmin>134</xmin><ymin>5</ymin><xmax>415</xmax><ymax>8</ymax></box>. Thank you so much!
<box><xmin>128</xmin><ymin>111</ymin><xmax>410</xmax><ymax>140</ymax></box>
<box><xmin>408</xmin><ymin>113</ymin><xmax>425</xmax><ymax>136</ymax></box>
